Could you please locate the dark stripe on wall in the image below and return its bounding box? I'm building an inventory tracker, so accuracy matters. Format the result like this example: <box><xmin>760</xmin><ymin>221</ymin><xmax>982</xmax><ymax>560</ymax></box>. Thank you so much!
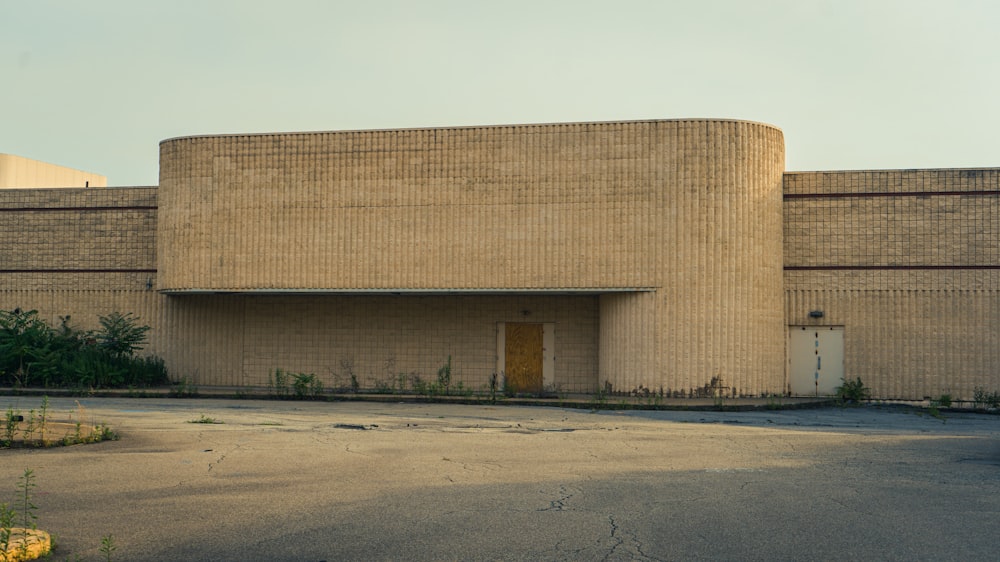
<box><xmin>785</xmin><ymin>265</ymin><xmax>1000</xmax><ymax>271</ymax></box>
<box><xmin>784</xmin><ymin>191</ymin><xmax>999</xmax><ymax>199</ymax></box>
<box><xmin>0</xmin><ymin>206</ymin><xmax>157</xmax><ymax>212</ymax></box>
<box><xmin>0</xmin><ymin>269</ymin><xmax>157</xmax><ymax>273</ymax></box>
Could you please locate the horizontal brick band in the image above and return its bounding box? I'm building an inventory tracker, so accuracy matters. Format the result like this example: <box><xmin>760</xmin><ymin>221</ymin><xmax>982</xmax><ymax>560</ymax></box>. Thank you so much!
<box><xmin>784</xmin><ymin>191</ymin><xmax>999</xmax><ymax>199</ymax></box>
<box><xmin>0</xmin><ymin>269</ymin><xmax>157</xmax><ymax>273</ymax></box>
<box><xmin>785</xmin><ymin>265</ymin><xmax>1000</xmax><ymax>270</ymax></box>
<box><xmin>0</xmin><ymin>206</ymin><xmax>157</xmax><ymax>212</ymax></box>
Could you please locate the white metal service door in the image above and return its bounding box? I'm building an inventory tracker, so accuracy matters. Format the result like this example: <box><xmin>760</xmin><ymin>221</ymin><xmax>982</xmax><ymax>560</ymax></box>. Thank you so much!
<box><xmin>789</xmin><ymin>326</ymin><xmax>844</xmax><ymax>396</ymax></box>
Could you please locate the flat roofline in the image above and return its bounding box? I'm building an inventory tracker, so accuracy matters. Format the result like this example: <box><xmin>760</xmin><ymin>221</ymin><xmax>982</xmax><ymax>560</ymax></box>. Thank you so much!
<box><xmin>161</xmin><ymin>287</ymin><xmax>656</xmax><ymax>296</ymax></box>
<box><xmin>160</xmin><ymin>117</ymin><xmax>781</xmax><ymax>144</ymax></box>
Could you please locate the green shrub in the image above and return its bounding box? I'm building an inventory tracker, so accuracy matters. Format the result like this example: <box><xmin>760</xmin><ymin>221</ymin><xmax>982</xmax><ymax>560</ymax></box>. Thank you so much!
<box><xmin>291</xmin><ymin>372</ymin><xmax>323</xmax><ymax>398</ymax></box>
<box><xmin>95</xmin><ymin>312</ymin><xmax>151</xmax><ymax>359</ymax></box>
<box><xmin>269</xmin><ymin>369</ymin><xmax>323</xmax><ymax>399</ymax></box>
<box><xmin>973</xmin><ymin>387</ymin><xmax>1000</xmax><ymax>410</ymax></box>
<box><xmin>835</xmin><ymin>377</ymin><xmax>871</xmax><ymax>405</ymax></box>
<box><xmin>0</xmin><ymin>309</ymin><xmax>167</xmax><ymax>389</ymax></box>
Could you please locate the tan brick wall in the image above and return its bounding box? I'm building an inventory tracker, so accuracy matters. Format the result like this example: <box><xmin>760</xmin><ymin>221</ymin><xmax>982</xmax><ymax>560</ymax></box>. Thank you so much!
<box><xmin>158</xmin><ymin>120</ymin><xmax>782</xmax><ymax>293</ymax></box>
<box><xmin>0</xmin><ymin>187</ymin><xmax>157</xmax><ymax>275</ymax></box>
<box><xmin>783</xmin><ymin>169</ymin><xmax>1000</xmax><ymax>400</ymax></box>
<box><xmin>785</xmin><ymin>197</ymin><xmax>999</xmax><ymax>268</ymax></box>
<box><xmin>0</xmin><ymin>290</ymin><xmax>168</xmax><ymax>357</ymax></box>
<box><xmin>0</xmin><ymin>187</ymin><xmax>165</xmax><ymax>358</ymax></box>
<box><xmin>163</xmin><ymin>294</ymin><xmax>599</xmax><ymax>392</ymax></box>
<box><xmin>784</xmin><ymin>168</ymin><xmax>998</xmax><ymax>195</ymax></box>
<box><xmin>786</xmin><ymin>286</ymin><xmax>999</xmax><ymax>400</ymax></box>
<box><xmin>159</xmin><ymin>120</ymin><xmax>787</xmax><ymax>395</ymax></box>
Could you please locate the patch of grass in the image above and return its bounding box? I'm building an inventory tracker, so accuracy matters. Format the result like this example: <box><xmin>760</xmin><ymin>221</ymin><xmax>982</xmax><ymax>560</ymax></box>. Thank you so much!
<box><xmin>2</xmin><ymin>398</ymin><xmax>116</xmax><ymax>449</ymax></box>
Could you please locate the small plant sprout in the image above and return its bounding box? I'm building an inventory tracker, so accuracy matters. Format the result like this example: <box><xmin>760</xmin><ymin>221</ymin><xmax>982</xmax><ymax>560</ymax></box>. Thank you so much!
<box><xmin>437</xmin><ymin>356</ymin><xmax>452</xmax><ymax>395</ymax></box>
<box><xmin>2</xmin><ymin>407</ymin><xmax>19</xmax><ymax>448</ymax></box>
<box><xmin>17</xmin><ymin>469</ymin><xmax>38</xmax><ymax>534</ymax></box>
<box><xmin>38</xmin><ymin>396</ymin><xmax>49</xmax><ymax>446</ymax></box>
<box><xmin>100</xmin><ymin>533</ymin><xmax>117</xmax><ymax>562</ymax></box>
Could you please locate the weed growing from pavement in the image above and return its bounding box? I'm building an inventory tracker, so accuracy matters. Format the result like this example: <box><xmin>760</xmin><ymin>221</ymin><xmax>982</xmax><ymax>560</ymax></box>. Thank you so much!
<box><xmin>436</xmin><ymin>356</ymin><xmax>452</xmax><ymax>394</ymax></box>
<box><xmin>591</xmin><ymin>381</ymin><xmax>611</xmax><ymax>409</ymax></box>
<box><xmin>16</xmin><ymin>470</ymin><xmax>37</xmax><ymax>541</ymax></box>
<box><xmin>99</xmin><ymin>533</ymin><xmax>116</xmax><ymax>562</ymax></box>
<box><xmin>269</xmin><ymin>369</ymin><xmax>324</xmax><ymax>399</ymax></box>
<box><xmin>765</xmin><ymin>393</ymin><xmax>784</xmax><ymax>410</ymax></box>
<box><xmin>291</xmin><ymin>372</ymin><xmax>323</xmax><ymax>399</ymax></box>
<box><xmin>168</xmin><ymin>376</ymin><xmax>199</xmax><ymax>398</ymax></box>
<box><xmin>1</xmin><ymin>398</ymin><xmax>117</xmax><ymax>449</ymax></box>
<box><xmin>0</xmin><ymin>468</ymin><xmax>49</xmax><ymax>562</ymax></box>
<box><xmin>0</xmin><ymin>469</ymin><xmax>117</xmax><ymax>561</ymax></box>
<box><xmin>188</xmin><ymin>415</ymin><xmax>223</xmax><ymax>424</ymax></box>
<box><xmin>2</xmin><ymin>408</ymin><xmax>17</xmax><ymax>448</ymax></box>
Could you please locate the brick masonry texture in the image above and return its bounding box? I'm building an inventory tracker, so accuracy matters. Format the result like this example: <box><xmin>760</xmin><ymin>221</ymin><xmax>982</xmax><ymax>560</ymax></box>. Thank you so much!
<box><xmin>157</xmin><ymin>120</ymin><xmax>787</xmax><ymax>396</ymax></box>
<box><xmin>1</xmin><ymin>121</ymin><xmax>997</xmax><ymax>400</ymax></box>
<box><xmin>784</xmin><ymin>170</ymin><xmax>999</xmax><ymax>399</ymax></box>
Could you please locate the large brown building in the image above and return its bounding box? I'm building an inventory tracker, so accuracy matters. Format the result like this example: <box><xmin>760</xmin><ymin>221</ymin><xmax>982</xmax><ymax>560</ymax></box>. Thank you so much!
<box><xmin>1</xmin><ymin>119</ymin><xmax>997</xmax><ymax>400</ymax></box>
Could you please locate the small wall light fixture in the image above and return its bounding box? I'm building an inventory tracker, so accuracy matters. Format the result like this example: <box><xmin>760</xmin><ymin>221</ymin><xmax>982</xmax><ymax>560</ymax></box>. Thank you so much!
<box><xmin>808</xmin><ymin>310</ymin><xmax>824</xmax><ymax>319</ymax></box>
<box><xmin>146</xmin><ymin>278</ymin><xmax>154</xmax><ymax>291</ymax></box>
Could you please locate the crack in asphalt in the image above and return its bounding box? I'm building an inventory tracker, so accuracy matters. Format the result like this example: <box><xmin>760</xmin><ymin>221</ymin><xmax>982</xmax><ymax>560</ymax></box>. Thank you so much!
<box><xmin>604</xmin><ymin>515</ymin><xmax>625</xmax><ymax>560</ymax></box>
<box><xmin>207</xmin><ymin>451</ymin><xmax>226</xmax><ymax>472</ymax></box>
<box><xmin>343</xmin><ymin>443</ymin><xmax>373</xmax><ymax>457</ymax></box>
<box><xmin>539</xmin><ymin>484</ymin><xmax>576</xmax><ymax>512</ymax></box>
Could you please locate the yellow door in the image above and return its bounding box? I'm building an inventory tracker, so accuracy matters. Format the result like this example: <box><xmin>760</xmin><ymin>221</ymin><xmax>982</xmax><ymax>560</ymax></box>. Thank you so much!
<box><xmin>505</xmin><ymin>323</ymin><xmax>544</xmax><ymax>393</ymax></box>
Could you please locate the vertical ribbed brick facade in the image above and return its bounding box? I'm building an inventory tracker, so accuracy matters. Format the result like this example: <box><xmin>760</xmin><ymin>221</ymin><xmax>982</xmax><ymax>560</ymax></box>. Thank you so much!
<box><xmin>158</xmin><ymin>120</ymin><xmax>786</xmax><ymax>395</ymax></box>
<box><xmin>5</xmin><ymin>121</ymin><xmax>994</xmax><ymax>400</ymax></box>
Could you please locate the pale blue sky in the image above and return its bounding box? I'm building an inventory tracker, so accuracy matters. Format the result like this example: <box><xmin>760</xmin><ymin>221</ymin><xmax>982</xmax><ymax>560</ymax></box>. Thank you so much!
<box><xmin>2</xmin><ymin>0</ymin><xmax>997</xmax><ymax>186</ymax></box>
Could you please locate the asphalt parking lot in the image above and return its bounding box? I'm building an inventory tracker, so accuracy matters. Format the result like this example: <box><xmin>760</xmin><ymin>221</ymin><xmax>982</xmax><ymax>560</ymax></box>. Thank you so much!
<box><xmin>1</xmin><ymin>396</ymin><xmax>997</xmax><ymax>561</ymax></box>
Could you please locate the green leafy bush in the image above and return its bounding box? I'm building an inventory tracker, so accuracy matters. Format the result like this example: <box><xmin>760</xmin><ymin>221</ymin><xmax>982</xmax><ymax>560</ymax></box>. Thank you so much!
<box><xmin>973</xmin><ymin>387</ymin><xmax>1000</xmax><ymax>410</ymax></box>
<box><xmin>0</xmin><ymin>309</ymin><xmax>167</xmax><ymax>389</ymax></box>
<box><xmin>834</xmin><ymin>377</ymin><xmax>871</xmax><ymax>405</ymax></box>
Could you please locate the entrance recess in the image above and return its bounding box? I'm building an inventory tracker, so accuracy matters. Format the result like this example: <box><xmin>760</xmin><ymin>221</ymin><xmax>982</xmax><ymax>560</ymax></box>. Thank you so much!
<box><xmin>497</xmin><ymin>322</ymin><xmax>554</xmax><ymax>393</ymax></box>
<box><xmin>789</xmin><ymin>326</ymin><xmax>844</xmax><ymax>396</ymax></box>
